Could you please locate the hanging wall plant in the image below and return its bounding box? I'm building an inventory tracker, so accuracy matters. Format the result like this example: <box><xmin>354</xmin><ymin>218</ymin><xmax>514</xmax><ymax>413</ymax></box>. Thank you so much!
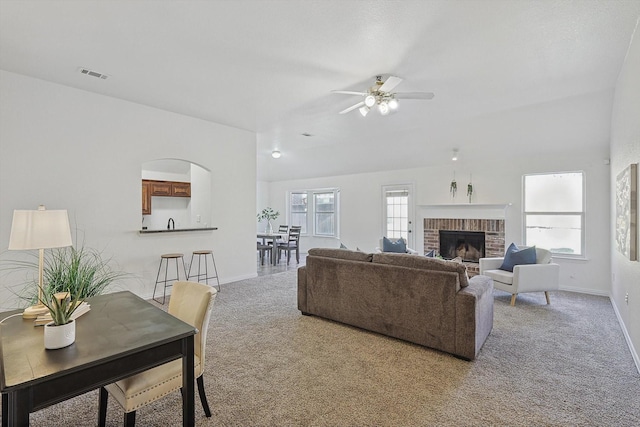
<box><xmin>450</xmin><ymin>172</ymin><xmax>457</xmax><ymax>198</ymax></box>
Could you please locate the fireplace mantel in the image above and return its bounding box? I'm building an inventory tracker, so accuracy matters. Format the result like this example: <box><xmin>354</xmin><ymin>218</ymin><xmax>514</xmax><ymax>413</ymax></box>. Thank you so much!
<box><xmin>418</xmin><ymin>203</ymin><xmax>512</xmax><ymax>220</ymax></box>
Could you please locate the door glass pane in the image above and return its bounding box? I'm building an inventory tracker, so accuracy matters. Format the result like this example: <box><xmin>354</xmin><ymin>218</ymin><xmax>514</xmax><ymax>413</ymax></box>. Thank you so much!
<box><xmin>385</xmin><ymin>189</ymin><xmax>409</xmax><ymax>240</ymax></box>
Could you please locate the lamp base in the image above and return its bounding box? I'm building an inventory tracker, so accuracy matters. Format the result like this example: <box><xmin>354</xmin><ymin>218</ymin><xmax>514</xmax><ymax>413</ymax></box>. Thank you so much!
<box><xmin>23</xmin><ymin>304</ymin><xmax>49</xmax><ymax>319</ymax></box>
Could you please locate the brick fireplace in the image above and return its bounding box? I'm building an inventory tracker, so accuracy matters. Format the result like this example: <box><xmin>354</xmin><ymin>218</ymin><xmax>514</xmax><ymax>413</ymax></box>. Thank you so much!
<box><xmin>424</xmin><ymin>218</ymin><xmax>505</xmax><ymax>276</ymax></box>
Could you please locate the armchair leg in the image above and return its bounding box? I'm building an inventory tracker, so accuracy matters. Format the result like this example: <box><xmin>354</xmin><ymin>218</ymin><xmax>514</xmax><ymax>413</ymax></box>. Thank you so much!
<box><xmin>510</xmin><ymin>294</ymin><xmax>517</xmax><ymax>306</ymax></box>
<box><xmin>98</xmin><ymin>387</ymin><xmax>108</xmax><ymax>427</ymax></box>
<box><xmin>545</xmin><ymin>291</ymin><xmax>551</xmax><ymax>304</ymax></box>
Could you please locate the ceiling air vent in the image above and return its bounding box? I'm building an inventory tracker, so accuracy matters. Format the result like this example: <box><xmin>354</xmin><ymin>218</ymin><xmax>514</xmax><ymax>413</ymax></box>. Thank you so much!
<box><xmin>78</xmin><ymin>67</ymin><xmax>109</xmax><ymax>80</ymax></box>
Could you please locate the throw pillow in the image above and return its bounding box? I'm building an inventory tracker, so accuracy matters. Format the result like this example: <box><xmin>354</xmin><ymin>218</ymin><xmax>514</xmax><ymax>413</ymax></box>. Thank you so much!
<box><xmin>499</xmin><ymin>244</ymin><xmax>537</xmax><ymax>272</ymax></box>
<box><xmin>382</xmin><ymin>237</ymin><xmax>407</xmax><ymax>253</ymax></box>
<box><xmin>425</xmin><ymin>249</ymin><xmax>436</xmax><ymax>257</ymax></box>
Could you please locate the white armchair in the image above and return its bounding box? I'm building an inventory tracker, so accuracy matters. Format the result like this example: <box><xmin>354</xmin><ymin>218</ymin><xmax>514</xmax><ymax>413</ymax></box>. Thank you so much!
<box><xmin>375</xmin><ymin>237</ymin><xmax>418</xmax><ymax>255</ymax></box>
<box><xmin>479</xmin><ymin>247</ymin><xmax>559</xmax><ymax>306</ymax></box>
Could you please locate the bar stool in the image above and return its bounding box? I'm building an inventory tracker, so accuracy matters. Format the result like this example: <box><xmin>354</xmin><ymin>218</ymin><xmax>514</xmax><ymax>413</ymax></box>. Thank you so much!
<box><xmin>153</xmin><ymin>253</ymin><xmax>188</xmax><ymax>304</ymax></box>
<box><xmin>188</xmin><ymin>250</ymin><xmax>221</xmax><ymax>292</ymax></box>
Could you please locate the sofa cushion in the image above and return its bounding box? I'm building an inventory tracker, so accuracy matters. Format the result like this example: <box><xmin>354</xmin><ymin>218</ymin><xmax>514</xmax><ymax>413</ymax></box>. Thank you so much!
<box><xmin>382</xmin><ymin>236</ymin><xmax>407</xmax><ymax>253</ymax></box>
<box><xmin>499</xmin><ymin>243</ymin><xmax>537</xmax><ymax>272</ymax></box>
<box><xmin>372</xmin><ymin>253</ymin><xmax>469</xmax><ymax>288</ymax></box>
<box><xmin>308</xmin><ymin>248</ymin><xmax>373</xmax><ymax>262</ymax></box>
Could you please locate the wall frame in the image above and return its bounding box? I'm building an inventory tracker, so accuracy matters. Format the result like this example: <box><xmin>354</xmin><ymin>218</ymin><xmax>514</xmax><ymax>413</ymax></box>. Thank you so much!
<box><xmin>615</xmin><ymin>163</ymin><xmax>638</xmax><ymax>261</ymax></box>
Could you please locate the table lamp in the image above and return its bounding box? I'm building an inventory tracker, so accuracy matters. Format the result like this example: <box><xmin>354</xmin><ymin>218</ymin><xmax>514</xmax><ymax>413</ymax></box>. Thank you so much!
<box><xmin>8</xmin><ymin>205</ymin><xmax>73</xmax><ymax>318</ymax></box>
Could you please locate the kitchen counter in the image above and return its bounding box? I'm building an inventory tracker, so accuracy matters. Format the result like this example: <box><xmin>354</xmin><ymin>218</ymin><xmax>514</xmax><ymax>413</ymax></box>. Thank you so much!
<box><xmin>139</xmin><ymin>227</ymin><xmax>218</xmax><ymax>234</ymax></box>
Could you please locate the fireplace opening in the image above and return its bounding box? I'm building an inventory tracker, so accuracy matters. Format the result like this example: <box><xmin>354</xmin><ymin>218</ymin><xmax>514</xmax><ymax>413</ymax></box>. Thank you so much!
<box><xmin>439</xmin><ymin>230</ymin><xmax>485</xmax><ymax>262</ymax></box>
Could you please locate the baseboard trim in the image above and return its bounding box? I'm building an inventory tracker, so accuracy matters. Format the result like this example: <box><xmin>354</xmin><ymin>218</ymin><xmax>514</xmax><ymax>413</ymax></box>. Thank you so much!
<box><xmin>558</xmin><ymin>285</ymin><xmax>609</xmax><ymax>296</ymax></box>
<box><xmin>610</xmin><ymin>296</ymin><xmax>640</xmax><ymax>375</ymax></box>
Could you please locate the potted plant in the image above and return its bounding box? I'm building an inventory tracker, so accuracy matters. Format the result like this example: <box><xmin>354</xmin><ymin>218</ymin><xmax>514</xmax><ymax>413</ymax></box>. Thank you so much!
<box><xmin>257</xmin><ymin>207</ymin><xmax>280</xmax><ymax>234</ymax></box>
<box><xmin>40</xmin><ymin>286</ymin><xmax>87</xmax><ymax>349</ymax></box>
<box><xmin>1</xmin><ymin>242</ymin><xmax>127</xmax><ymax>348</ymax></box>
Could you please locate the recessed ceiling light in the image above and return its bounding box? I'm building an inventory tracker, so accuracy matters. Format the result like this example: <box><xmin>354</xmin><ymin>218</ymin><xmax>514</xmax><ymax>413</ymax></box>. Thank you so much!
<box><xmin>271</xmin><ymin>150</ymin><xmax>281</xmax><ymax>159</ymax></box>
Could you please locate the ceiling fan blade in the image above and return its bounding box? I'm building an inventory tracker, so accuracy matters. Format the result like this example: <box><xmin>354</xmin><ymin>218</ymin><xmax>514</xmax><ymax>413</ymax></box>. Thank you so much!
<box><xmin>395</xmin><ymin>92</ymin><xmax>435</xmax><ymax>100</ymax></box>
<box><xmin>332</xmin><ymin>90</ymin><xmax>368</xmax><ymax>96</ymax></box>
<box><xmin>378</xmin><ymin>76</ymin><xmax>403</xmax><ymax>93</ymax></box>
<box><xmin>339</xmin><ymin>101</ymin><xmax>365</xmax><ymax>114</ymax></box>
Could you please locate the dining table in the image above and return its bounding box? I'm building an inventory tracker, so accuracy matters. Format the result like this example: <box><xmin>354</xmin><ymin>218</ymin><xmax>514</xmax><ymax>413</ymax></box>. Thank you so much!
<box><xmin>257</xmin><ymin>233</ymin><xmax>285</xmax><ymax>265</ymax></box>
<box><xmin>0</xmin><ymin>291</ymin><xmax>196</xmax><ymax>427</ymax></box>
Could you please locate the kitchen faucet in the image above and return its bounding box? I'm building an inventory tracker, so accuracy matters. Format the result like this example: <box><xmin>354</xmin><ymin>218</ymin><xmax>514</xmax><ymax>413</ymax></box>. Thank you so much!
<box><xmin>167</xmin><ymin>218</ymin><xmax>175</xmax><ymax>230</ymax></box>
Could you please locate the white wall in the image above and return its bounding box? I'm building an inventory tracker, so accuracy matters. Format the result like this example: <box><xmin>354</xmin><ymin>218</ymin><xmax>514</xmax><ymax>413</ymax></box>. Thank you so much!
<box><xmin>0</xmin><ymin>71</ymin><xmax>257</xmax><ymax>310</ymax></box>
<box><xmin>610</xmin><ymin>18</ymin><xmax>640</xmax><ymax>371</ymax></box>
<box><xmin>267</xmin><ymin>149</ymin><xmax>611</xmax><ymax>295</ymax></box>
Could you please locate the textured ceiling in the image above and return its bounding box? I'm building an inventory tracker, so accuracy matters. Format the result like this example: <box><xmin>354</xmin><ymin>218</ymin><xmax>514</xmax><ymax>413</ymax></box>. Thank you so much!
<box><xmin>1</xmin><ymin>0</ymin><xmax>639</xmax><ymax>181</ymax></box>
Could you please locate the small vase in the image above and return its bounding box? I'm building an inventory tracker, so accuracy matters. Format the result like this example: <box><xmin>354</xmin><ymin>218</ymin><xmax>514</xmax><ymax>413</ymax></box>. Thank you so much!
<box><xmin>266</xmin><ymin>220</ymin><xmax>273</xmax><ymax>234</ymax></box>
<box><xmin>44</xmin><ymin>319</ymin><xmax>76</xmax><ymax>349</ymax></box>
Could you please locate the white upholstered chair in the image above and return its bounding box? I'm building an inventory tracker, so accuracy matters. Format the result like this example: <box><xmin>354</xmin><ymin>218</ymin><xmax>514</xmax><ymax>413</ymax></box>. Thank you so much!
<box><xmin>98</xmin><ymin>281</ymin><xmax>217</xmax><ymax>426</ymax></box>
<box><xmin>374</xmin><ymin>237</ymin><xmax>419</xmax><ymax>254</ymax></box>
<box><xmin>479</xmin><ymin>247</ymin><xmax>559</xmax><ymax>306</ymax></box>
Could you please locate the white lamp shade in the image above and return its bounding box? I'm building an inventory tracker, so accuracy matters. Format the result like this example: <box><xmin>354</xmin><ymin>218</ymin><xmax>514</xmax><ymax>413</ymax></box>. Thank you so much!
<box><xmin>8</xmin><ymin>209</ymin><xmax>73</xmax><ymax>250</ymax></box>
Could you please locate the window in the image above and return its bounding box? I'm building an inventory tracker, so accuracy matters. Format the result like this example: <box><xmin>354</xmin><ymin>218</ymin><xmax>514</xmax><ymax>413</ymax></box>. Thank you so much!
<box><xmin>289</xmin><ymin>192</ymin><xmax>308</xmax><ymax>234</ymax></box>
<box><xmin>314</xmin><ymin>192</ymin><xmax>336</xmax><ymax>236</ymax></box>
<box><xmin>288</xmin><ymin>189</ymin><xmax>339</xmax><ymax>237</ymax></box>
<box><xmin>523</xmin><ymin>172</ymin><xmax>584</xmax><ymax>257</ymax></box>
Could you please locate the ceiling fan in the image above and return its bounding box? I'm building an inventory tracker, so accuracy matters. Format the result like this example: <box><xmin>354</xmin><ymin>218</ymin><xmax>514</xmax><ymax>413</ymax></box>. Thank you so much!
<box><xmin>332</xmin><ymin>75</ymin><xmax>434</xmax><ymax>116</ymax></box>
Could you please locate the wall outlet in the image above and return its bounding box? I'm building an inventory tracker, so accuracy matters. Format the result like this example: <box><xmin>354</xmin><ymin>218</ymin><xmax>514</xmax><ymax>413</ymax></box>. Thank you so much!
<box><xmin>196</xmin><ymin>215</ymin><xmax>201</xmax><ymax>223</ymax></box>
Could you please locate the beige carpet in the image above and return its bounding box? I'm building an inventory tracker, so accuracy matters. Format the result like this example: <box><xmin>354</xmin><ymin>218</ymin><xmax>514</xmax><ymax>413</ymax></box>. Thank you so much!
<box><xmin>22</xmin><ymin>270</ymin><xmax>640</xmax><ymax>426</ymax></box>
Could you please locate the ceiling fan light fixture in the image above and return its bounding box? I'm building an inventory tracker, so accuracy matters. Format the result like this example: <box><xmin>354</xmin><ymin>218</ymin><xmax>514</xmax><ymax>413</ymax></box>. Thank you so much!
<box><xmin>271</xmin><ymin>150</ymin><xmax>281</xmax><ymax>159</ymax></box>
<box><xmin>364</xmin><ymin>95</ymin><xmax>376</xmax><ymax>108</ymax></box>
<box><xmin>359</xmin><ymin>106</ymin><xmax>370</xmax><ymax>117</ymax></box>
<box><xmin>388</xmin><ymin>97</ymin><xmax>399</xmax><ymax>110</ymax></box>
<box><xmin>379</xmin><ymin>101</ymin><xmax>390</xmax><ymax>116</ymax></box>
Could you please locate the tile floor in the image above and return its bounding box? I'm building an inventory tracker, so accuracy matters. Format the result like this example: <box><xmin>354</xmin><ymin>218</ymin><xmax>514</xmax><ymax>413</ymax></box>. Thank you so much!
<box><xmin>257</xmin><ymin>250</ymin><xmax>306</xmax><ymax>276</ymax></box>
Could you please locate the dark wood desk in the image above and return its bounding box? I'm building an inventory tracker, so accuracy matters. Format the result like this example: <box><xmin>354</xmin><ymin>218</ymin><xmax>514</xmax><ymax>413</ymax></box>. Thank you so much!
<box><xmin>0</xmin><ymin>291</ymin><xmax>196</xmax><ymax>427</ymax></box>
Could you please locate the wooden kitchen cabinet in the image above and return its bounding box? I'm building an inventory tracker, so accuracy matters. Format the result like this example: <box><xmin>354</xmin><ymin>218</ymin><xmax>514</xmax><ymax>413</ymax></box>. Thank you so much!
<box><xmin>150</xmin><ymin>181</ymin><xmax>172</xmax><ymax>196</ymax></box>
<box><xmin>142</xmin><ymin>180</ymin><xmax>191</xmax><ymax>214</ymax></box>
<box><xmin>171</xmin><ymin>181</ymin><xmax>191</xmax><ymax>197</ymax></box>
<box><xmin>142</xmin><ymin>180</ymin><xmax>151</xmax><ymax>215</ymax></box>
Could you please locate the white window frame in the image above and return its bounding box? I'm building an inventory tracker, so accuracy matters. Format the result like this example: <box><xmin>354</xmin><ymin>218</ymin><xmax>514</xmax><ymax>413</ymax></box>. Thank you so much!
<box><xmin>382</xmin><ymin>184</ymin><xmax>414</xmax><ymax>248</ymax></box>
<box><xmin>288</xmin><ymin>188</ymin><xmax>340</xmax><ymax>238</ymax></box>
<box><xmin>522</xmin><ymin>171</ymin><xmax>585</xmax><ymax>258</ymax></box>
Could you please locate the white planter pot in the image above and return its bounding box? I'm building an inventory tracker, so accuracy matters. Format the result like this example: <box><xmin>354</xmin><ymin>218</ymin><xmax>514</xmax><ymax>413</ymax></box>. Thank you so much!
<box><xmin>44</xmin><ymin>319</ymin><xmax>76</xmax><ymax>350</ymax></box>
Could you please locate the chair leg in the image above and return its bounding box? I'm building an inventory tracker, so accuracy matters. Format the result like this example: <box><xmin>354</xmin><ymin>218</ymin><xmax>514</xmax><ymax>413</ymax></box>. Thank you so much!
<box><xmin>510</xmin><ymin>294</ymin><xmax>517</xmax><ymax>306</ymax></box>
<box><xmin>197</xmin><ymin>375</ymin><xmax>212</xmax><ymax>417</ymax></box>
<box><xmin>545</xmin><ymin>291</ymin><xmax>551</xmax><ymax>304</ymax></box>
<box><xmin>98</xmin><ymin>387</ymin><xmax>108</xmax><ymax>427</ymax></box>
<box><xmin>3</xmin><ymin>393</ymin><xmax>8</xmax><ymax>427</ymax></box>
<box><xmin>124</xmin><ymin>411</ymin><xmax>136</xmax><ymax>427</ymax></box>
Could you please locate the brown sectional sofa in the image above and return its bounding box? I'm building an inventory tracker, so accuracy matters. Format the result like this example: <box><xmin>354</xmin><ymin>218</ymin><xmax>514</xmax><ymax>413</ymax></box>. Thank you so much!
<box><xmin>297</xmin><ymin>248</ymin><xmax>494</xmax><ymax>360</ymax></box>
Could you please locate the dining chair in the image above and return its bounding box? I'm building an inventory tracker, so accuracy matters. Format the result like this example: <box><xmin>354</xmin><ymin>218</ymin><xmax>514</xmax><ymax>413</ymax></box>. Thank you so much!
<box><xmin>98</xmin><ymin>281</ymin><xmax>217</xmax><ymax>427</ymax></box>
<box><xmin>277</xmin><ymin>226</ymin><xmax>301</xmax><ymax>264</ymax></box>
<box><xmin>257</xmin><ymin>240</ymin><xmax>272</xmax><ymax>265</ymax></box>
<box><xmin>268</xmin><ymin>225</ymin><xmax>289</xmax><ymax>247</ymax></box>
